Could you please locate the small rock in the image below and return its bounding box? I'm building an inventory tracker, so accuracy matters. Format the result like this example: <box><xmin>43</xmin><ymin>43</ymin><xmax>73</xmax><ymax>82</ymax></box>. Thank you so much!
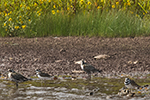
<box><xmin>11</xmin><ymin>43</ymin><xmax>19</xmax><ymax>45</ymax></box>
<box><xmin>106</xmin><ymin>96</ymin><xmax>111</xmax><ymax>99</ymax></box>
<box><xmin>118</xmin><ymin>87</ymin><xmax>130</xmax><ymax>96</ymax></box>
<box><xmin>9</xmin><ymin>57</ymin><xmax>13</xmax><ymax>60</ymax></box>
<box><xmin>88</xmin><ymin>92</ymin><xmax>94</xmax><ymax>96</ymax></box>
<box><xmin>128</xmin><ymin>61</ymin><xmax>133</xmax><ymax>64</ymax></box>
<box><xmin>133</xmin><ymin>60</ymin><xmax>138</xmax><ymax>64</ymax></box>
<box><xmin>128</xmin><ymin>60</ymin><xmax>138</xmax><ymax>64</ymax></box>
<box><xmin>55</xmin><ymin>60</ymin><xmax>63</xmax><ymax>63</ymax></box>
<box><xmin>60</xmin><ymin>49</ymin><xmax>66</xmax><ymax>53</ymax></box>
<box><xmin>94</xmin><ymin>54</ymin><xmax>110</xmax><ymax>60</ymax></box>
<box><xmin>0</xmin><ymin>63</ymin><xmax>5</xmax><ymax>67</ymax></box>
<box><xmin>126</xmin><ymin>93</ymin><xmax>135</xmax><ymax>97</ymax></box>
<box><xmin>71</xmin><ymin>70</ymin><xmax>84</xmax><ymax>73</ymax></box>
<box><xmin>34</xmin><ymin>58</ymin><xmax>38</xmax><ymax>62</ymax></box>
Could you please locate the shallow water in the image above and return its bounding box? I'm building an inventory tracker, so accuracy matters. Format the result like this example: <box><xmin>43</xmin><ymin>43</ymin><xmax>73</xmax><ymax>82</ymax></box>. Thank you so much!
<box><xmin>1</xmin><ymin>76</ymin><xmax>150</xmax><ymax>100</ymax></box>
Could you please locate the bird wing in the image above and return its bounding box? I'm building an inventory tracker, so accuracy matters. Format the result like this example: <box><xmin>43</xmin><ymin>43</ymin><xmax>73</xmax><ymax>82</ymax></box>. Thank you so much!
<box><xmin>11</xmin><ymin>73</ymin><xmax>28</xmax><ymax>82</ymax></box>
<box><xmin>84</xmin><ymin>64</ymin><xmax>99</xmax><ymax>72</ymax></box>
<box><xmin>131</xmin><ymin>80</ymin><xmax>140</xmax><ymax>87</ymax></box>
<box><xmin>40</xmin><ymin>72</ymin><xmax>51</xmax><ymax>77</ymax></box>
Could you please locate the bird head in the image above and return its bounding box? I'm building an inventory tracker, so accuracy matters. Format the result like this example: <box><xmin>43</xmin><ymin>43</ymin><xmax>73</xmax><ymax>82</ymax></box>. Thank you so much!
<box><xmin>35</xmin><ymin>69</ymin><xmax>42</xmax><ymax>73</ymax></box>
<box><xmin>8</xmin><ymin>69</ymin><xmax>15</xmax><ymax>73</ymax></box>
<box><xmin>124</xmin><ymin>78</ymin><xmax>130</xmax><ymax>85</ymax></box>
<box><xmin>75</xmin><ymin>59</ymin><xmax>86</xmax><ymax>65</ymax></box>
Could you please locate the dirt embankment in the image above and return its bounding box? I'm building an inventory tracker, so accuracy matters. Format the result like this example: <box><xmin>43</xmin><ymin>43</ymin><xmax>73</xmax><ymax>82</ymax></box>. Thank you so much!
<box><xmin>0</xmin><ymin>36</ymin><xmax>150</xmax><ymax>77</ymax></box>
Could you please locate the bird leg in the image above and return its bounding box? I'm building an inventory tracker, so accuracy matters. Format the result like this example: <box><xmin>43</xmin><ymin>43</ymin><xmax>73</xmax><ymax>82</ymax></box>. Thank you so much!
<box><xmin>87</xmin><ymin>73</ymin><xmax>91</xmax><ymax>80</ymax></box>
<box><xmin>40</xmin><ymin>79</ymin><xmax>45</xmax><ymax>87</ymax></box>
<box><xmin>15</xmin><ymin>82</ymin><xmax>18</xmax><ymax>88</ymax></box>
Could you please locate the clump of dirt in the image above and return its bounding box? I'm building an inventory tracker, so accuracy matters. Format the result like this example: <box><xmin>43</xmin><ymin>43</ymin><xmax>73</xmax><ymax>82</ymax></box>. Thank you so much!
<box><xmin>0</xmin><ymin>36</ymin><xmax>150</xmax><ymax>77</ymax></box>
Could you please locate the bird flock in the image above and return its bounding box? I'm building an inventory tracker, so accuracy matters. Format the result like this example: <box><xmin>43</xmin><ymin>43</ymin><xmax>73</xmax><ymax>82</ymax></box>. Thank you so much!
<box><xmin>1</xmin><ymin>59</ymin><xmax>149</xmax><ymax>97</ymax></box>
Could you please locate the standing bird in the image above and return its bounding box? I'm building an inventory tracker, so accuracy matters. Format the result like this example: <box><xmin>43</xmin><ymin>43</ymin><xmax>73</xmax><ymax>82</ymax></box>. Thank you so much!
<box><xmin>35</xmin><ymin>69</ymin><xmax>51</xmax><ymax>79</ymax></box>
<box><xmin>7</xmin><ymin>69</ymin><xmax>31</xmax><ymax>88</ymax></box>
<box><xmin>124</xmin><ymin>78</ymin><xmax>140</xmax><ymax>90</ymax></box>
<box><xmin>79</xmin><ymin>59</ymin><xmax>101</xmax><ymax>74</ymax></box>
<box><xmin>76</xmin><ymin>59</ymin><xmax>101</xmax><ymax>79</ymax></box>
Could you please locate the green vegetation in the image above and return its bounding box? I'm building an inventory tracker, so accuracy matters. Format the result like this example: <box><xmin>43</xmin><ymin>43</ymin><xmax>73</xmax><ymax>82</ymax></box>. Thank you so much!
<box><xmin>12</xmin><ymin>76</ymin><xmax>150</xmax><ymax>95</ymax></box>
<box><xmin>0</xmin><ymin>0</ymin><xmax>150</xmax><ymax>37</ymax></box>
<box><xmin>22</xmin><ymin>77</ymin><xmax>125</xmax><ymax>95</ymax></box>
<box><xmin>2</xmin><ymin>75</ymin><xmax>150</xmax><ymax>95</ymax></box>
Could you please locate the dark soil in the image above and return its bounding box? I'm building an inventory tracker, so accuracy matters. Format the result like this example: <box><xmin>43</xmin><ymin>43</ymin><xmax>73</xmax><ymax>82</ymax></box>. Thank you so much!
<box><xmin>0</xmin><ymin>36</ymin><xmax>150</xmax><ymax>77</ymax></box>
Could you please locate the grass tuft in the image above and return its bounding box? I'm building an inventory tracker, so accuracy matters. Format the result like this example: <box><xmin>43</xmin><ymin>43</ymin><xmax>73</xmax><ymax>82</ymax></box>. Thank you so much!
<box><xmin>26</xmin><ymin>10</ymin><xmax>150</xmax><ymax>37</ymax></box>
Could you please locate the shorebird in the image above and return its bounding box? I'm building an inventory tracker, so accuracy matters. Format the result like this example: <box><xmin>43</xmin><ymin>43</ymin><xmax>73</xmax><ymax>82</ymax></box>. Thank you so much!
<box><xmin>124</xmin><ymin>78</ymin><xmax>140</xmax><ymax>90</ymax></box>
<box><xmin>35</xmin><ymin>69</ymin><xmax>51</xmax><ymax>79</ymax></box>
<box><xmin>7</xmin><ymin>69</ymin><xmax>31</xmax><ymax>88</ymax></box>
<box><xmin>75</xmin><ymin>59</ymin><xmax>101</xmax><ymax>79</ymax></box>
<box><xmin>77</xmin><ymin>59</ymin><xmax>101</xmax><ymax>74</ymax></box>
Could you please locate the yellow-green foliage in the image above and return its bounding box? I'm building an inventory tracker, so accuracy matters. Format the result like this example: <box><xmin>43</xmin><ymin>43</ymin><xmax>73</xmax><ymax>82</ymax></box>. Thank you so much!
<box><xmin>0</xmin><ymin>0</ymin><xmax>149</xmax><ymax>37</ymax></box>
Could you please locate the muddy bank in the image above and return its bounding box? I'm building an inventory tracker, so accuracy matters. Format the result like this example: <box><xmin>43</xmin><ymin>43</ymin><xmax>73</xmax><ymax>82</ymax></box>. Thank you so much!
<box><xmin>0</xmin><ymin>36</ymin><xmax>150</xmax><ymax>77</ymax></box>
